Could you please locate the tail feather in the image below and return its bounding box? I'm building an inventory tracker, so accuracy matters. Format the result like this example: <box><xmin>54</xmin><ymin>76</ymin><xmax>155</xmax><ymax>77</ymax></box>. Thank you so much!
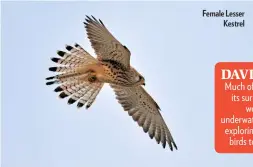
<box><xmin>65</xmin><ymin>44</ymin><xmax>97</xmax><ymax>63</ymax></box>
<box><xmin>50</xmin><ymin>56</ymin><xmax>88</xmax><ymax>66</ymax></box>
<box><xmin>54</xmin><ymin>80</ymin><xmax>85</xmax><ymax>92</ymax></box>
<box><xmin>85</xmin><ymin>83</ymin><xmax>104</xmax><ymax>108</ymax></box>
<box><xmin>46</xmin><ymin>73</ymin><xmax>88</xmax><ymax>85</ymax></box>
<box><xmin>54</xmin><ymin>48</ymin><xmax>96</xmax><ymax>66</ymax></box>
<box><xmin>71</xmin><ymin>82</ymin><xmax>104</xmax><ymax>108</ymax></box>
<box><xmin>69</xmin><ymin>83</ymin><xmax>91</xmax><ymax>101</ymax></box>
<box><xmin>59</xmin><ymin>82</ymin><xmax>88</xmax><ymax>99</ymax></box>
<box><xmin>49</xmin><ymin>66</ymin><xmax>75</xmax><ymax>73</ymax></box>
<box><xmin>77</xmin><ymin>82</ymin><xmax>103</xmax><ymax>109</ymax></box>
<box><xmin>46</xmin><ymin>43</ymin><xmax>103</xmax><ymax>109</ymax></box>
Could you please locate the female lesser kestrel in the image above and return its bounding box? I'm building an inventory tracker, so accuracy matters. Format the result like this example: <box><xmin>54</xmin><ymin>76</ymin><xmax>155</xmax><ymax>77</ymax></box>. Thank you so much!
<box><xmin>46</xmin><ymin>15</ymin><xmax>177</xmax><ymax>151</ymax></box>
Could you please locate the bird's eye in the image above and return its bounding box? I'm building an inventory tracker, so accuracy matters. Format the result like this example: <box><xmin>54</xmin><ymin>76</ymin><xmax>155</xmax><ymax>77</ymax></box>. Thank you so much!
<box><xmin>139</xmin><ymin>76</ymin><xmax>143</xmax><ymax>80</ymax></box>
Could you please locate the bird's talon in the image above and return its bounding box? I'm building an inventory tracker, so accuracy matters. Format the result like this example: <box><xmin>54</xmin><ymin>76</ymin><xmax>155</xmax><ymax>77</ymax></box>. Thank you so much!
<box><xmin>88</xmin><ymin>76</ymin><xmax>97</xmax><ymax>82</ymax></box>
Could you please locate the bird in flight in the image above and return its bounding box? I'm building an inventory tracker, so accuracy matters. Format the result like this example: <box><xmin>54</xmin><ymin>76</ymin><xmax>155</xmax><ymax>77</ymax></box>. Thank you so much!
<box><xmin>46</xmin><ymin>15</ymin><xmax>177</xmax><ymax>151</ymax></box>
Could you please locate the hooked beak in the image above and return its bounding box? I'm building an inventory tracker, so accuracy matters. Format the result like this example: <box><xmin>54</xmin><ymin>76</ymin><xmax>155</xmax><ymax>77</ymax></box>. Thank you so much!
<box><xmin>142</xmin><ymin>83</ymin><xmax>145</xmax><ymax>86</ymax></box>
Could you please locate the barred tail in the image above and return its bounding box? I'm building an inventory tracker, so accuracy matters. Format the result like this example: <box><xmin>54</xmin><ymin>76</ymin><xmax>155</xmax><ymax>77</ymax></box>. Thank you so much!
<box><xmin>46</xmin><ymin>43</ymin><xmax>103</xmax><ymax>109</ymax></box>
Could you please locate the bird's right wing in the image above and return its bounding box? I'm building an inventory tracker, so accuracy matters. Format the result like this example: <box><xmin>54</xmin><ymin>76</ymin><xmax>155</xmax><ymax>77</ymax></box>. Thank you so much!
<box><xmin>84</xmin><ymin>15</ymin><xmax>131</xmax><ymax>70</ymax></box>
<box><xmin>110</xmin><ymin>84</ymin><xmax>177</xmax><ymax>151</ymax></box>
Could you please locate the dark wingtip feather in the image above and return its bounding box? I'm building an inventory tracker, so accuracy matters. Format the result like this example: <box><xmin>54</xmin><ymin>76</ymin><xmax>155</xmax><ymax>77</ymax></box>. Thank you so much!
<box><xmin>91</xmin><ymin>15</ymin><xmax>98</xmax><ymax>22</ymax></box>
<box><xmin>86</xmin><ymin>104</ymin><xmax>91</xmax><ymax>109</ymax></box>
<box><xmin>86</xmin><ymin>15</ymin><xmax>92</xmax><ymax>21</ymax></box>
<box><xmin>65</xmin><ymin>45</ymin><xmax>73</xmax><ymax>51</ymax></box>
<box><xmin>57</xmin><ymin>50</ymin><xmax>65</xmax><ymax>57</ymax></box>
<box><xmin>173</xmin><ymin>142</ymin><xmax>178</xmax><ymax>150</ymax></box>
<box><xmin>143</xmin><ymin>128</ymin><xmax>148</xmax><ymax>133</ymax></box>
<box><xmin>85</xmin><ymin>18</ymin><xmax>89</xmax><ymax>23</ymax></box>
<box><xmin>168</xmin><ymin>142</ymin><xmax>173</xmax><ymax>151</ymax></box>
<box><xmin>59</xmin><ymin>92</ymin><xmax>68</xmax><ymax>99</ymax></box>
<box><xmin>51</xmin><ymin>57</ymin><xmax>60</xmax><ymax>63</ymax></box>
<box><xmin>77</xmin><ymin>102</ymin><xmax>84</xmax><ymax>108</ymax></box>
<box><xmin>46</xmin><ymin>76</ymin><xmax>54</xmax><ymax>80</ymax></box>
<box><xmin>46</xmin><ymin>81</ymin><xmax>55</xmax><ymax>85</ymax></box>
<box><xmin>149</xmin><ymin>133</ymin><xmax>154</xmax><ymax>139</ymax></box>
<box><xmin>49</xmin><ymin>67</ymin><xmax>57</xmax><ymax>72</ymax></box>
<box><xmin>68</xmin><ymin>98</ymin><xmax>76</xmax><ymax>105</ymax></box>
<box><xmin>162</xmin><ymin>142</ymin><xmax>166</xmax><ymax>149</ymax></box>
<box><xmin>99</xmin><ymin>19</ymin><xmax>104</xmax><ymax>26</ymax></box>
<box><xmin>74</xmin><ymin>43</ymin><xmax>80</xmax><ymax>47</ymax></box>
<box><xmin>85</xmin><ymin>16</ymin><xmax>92</xmax><ymax>24</ymax></box>
<box><xmin>54</xmin><ymin>86</ymin><xmax>63</xmax><ymax>92</ymax></box>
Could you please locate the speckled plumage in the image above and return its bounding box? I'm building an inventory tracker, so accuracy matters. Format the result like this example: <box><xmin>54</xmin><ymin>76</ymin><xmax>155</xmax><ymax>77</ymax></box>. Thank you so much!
<box><xmin>46</xmin><ymin>15</ymin><xmax>177</xmax><ymax>151</ymax></box>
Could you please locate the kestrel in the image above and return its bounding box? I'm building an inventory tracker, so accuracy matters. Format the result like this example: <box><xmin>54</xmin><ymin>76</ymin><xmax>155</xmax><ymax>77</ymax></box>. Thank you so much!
<box><xmin>46</xmin><ymin>15</ymin><xmax>177</xmax><ymax>151</ymax></box>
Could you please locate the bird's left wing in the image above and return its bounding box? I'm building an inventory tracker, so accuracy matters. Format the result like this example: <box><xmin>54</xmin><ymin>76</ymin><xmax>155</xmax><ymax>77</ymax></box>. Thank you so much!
<box><xmin>84</xmin><ymin>15</ymin><xmax>131</xmax><ymax>70</ymax></box>
<box><xmin>110</xmin><ymin>84</ymin><xmax>177</xmax><ymax>151</ymax></box>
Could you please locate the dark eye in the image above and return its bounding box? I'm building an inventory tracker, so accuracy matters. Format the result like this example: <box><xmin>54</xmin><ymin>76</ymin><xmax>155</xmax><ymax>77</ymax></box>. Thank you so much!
<box><xmin>139</xmin><ymin>76</ymin><xmax>143</xmax><ymax>80</ymax></box>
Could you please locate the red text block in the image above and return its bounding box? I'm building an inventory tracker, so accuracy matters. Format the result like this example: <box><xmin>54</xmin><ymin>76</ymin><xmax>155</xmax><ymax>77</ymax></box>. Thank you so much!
<box><xmin>215</xmin><ymin>62</ymin><xmax>253</xmax><ymax>153</ymax></box>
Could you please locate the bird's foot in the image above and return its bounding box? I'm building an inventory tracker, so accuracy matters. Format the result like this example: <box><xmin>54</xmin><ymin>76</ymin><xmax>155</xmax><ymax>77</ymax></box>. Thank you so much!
<box><xmin>88</xmin><ymin>75</ymin><xmax>97</xmax><ymax>83</ymax></box>
<box><xmin>87</xmin><ymin>71</ymin><xmax>97</xmax><ymax>83</ymax></box>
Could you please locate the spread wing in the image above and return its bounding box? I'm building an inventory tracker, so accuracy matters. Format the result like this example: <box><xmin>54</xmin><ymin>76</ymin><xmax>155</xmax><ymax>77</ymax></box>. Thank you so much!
<box><xmin>84</xmin><ymin>15</ymin><xmax>131</xmax><ymax>70</ymax></box>
<box><xmin>110</xmin><ymin>84</ymin><xmax>177</xmax><ymax>150</ymax></box>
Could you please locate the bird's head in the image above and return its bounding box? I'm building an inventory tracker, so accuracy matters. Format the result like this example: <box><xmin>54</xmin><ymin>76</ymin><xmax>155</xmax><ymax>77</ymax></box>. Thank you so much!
<box><xmin>131</xmin><ymin>68</ymin><xmax>146</xmax><ymax>86</ymax></box>
<box><xmin>137</xmin><ymin>74</ymin><xmax>145</xmax><ymax>86</ymax></box>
